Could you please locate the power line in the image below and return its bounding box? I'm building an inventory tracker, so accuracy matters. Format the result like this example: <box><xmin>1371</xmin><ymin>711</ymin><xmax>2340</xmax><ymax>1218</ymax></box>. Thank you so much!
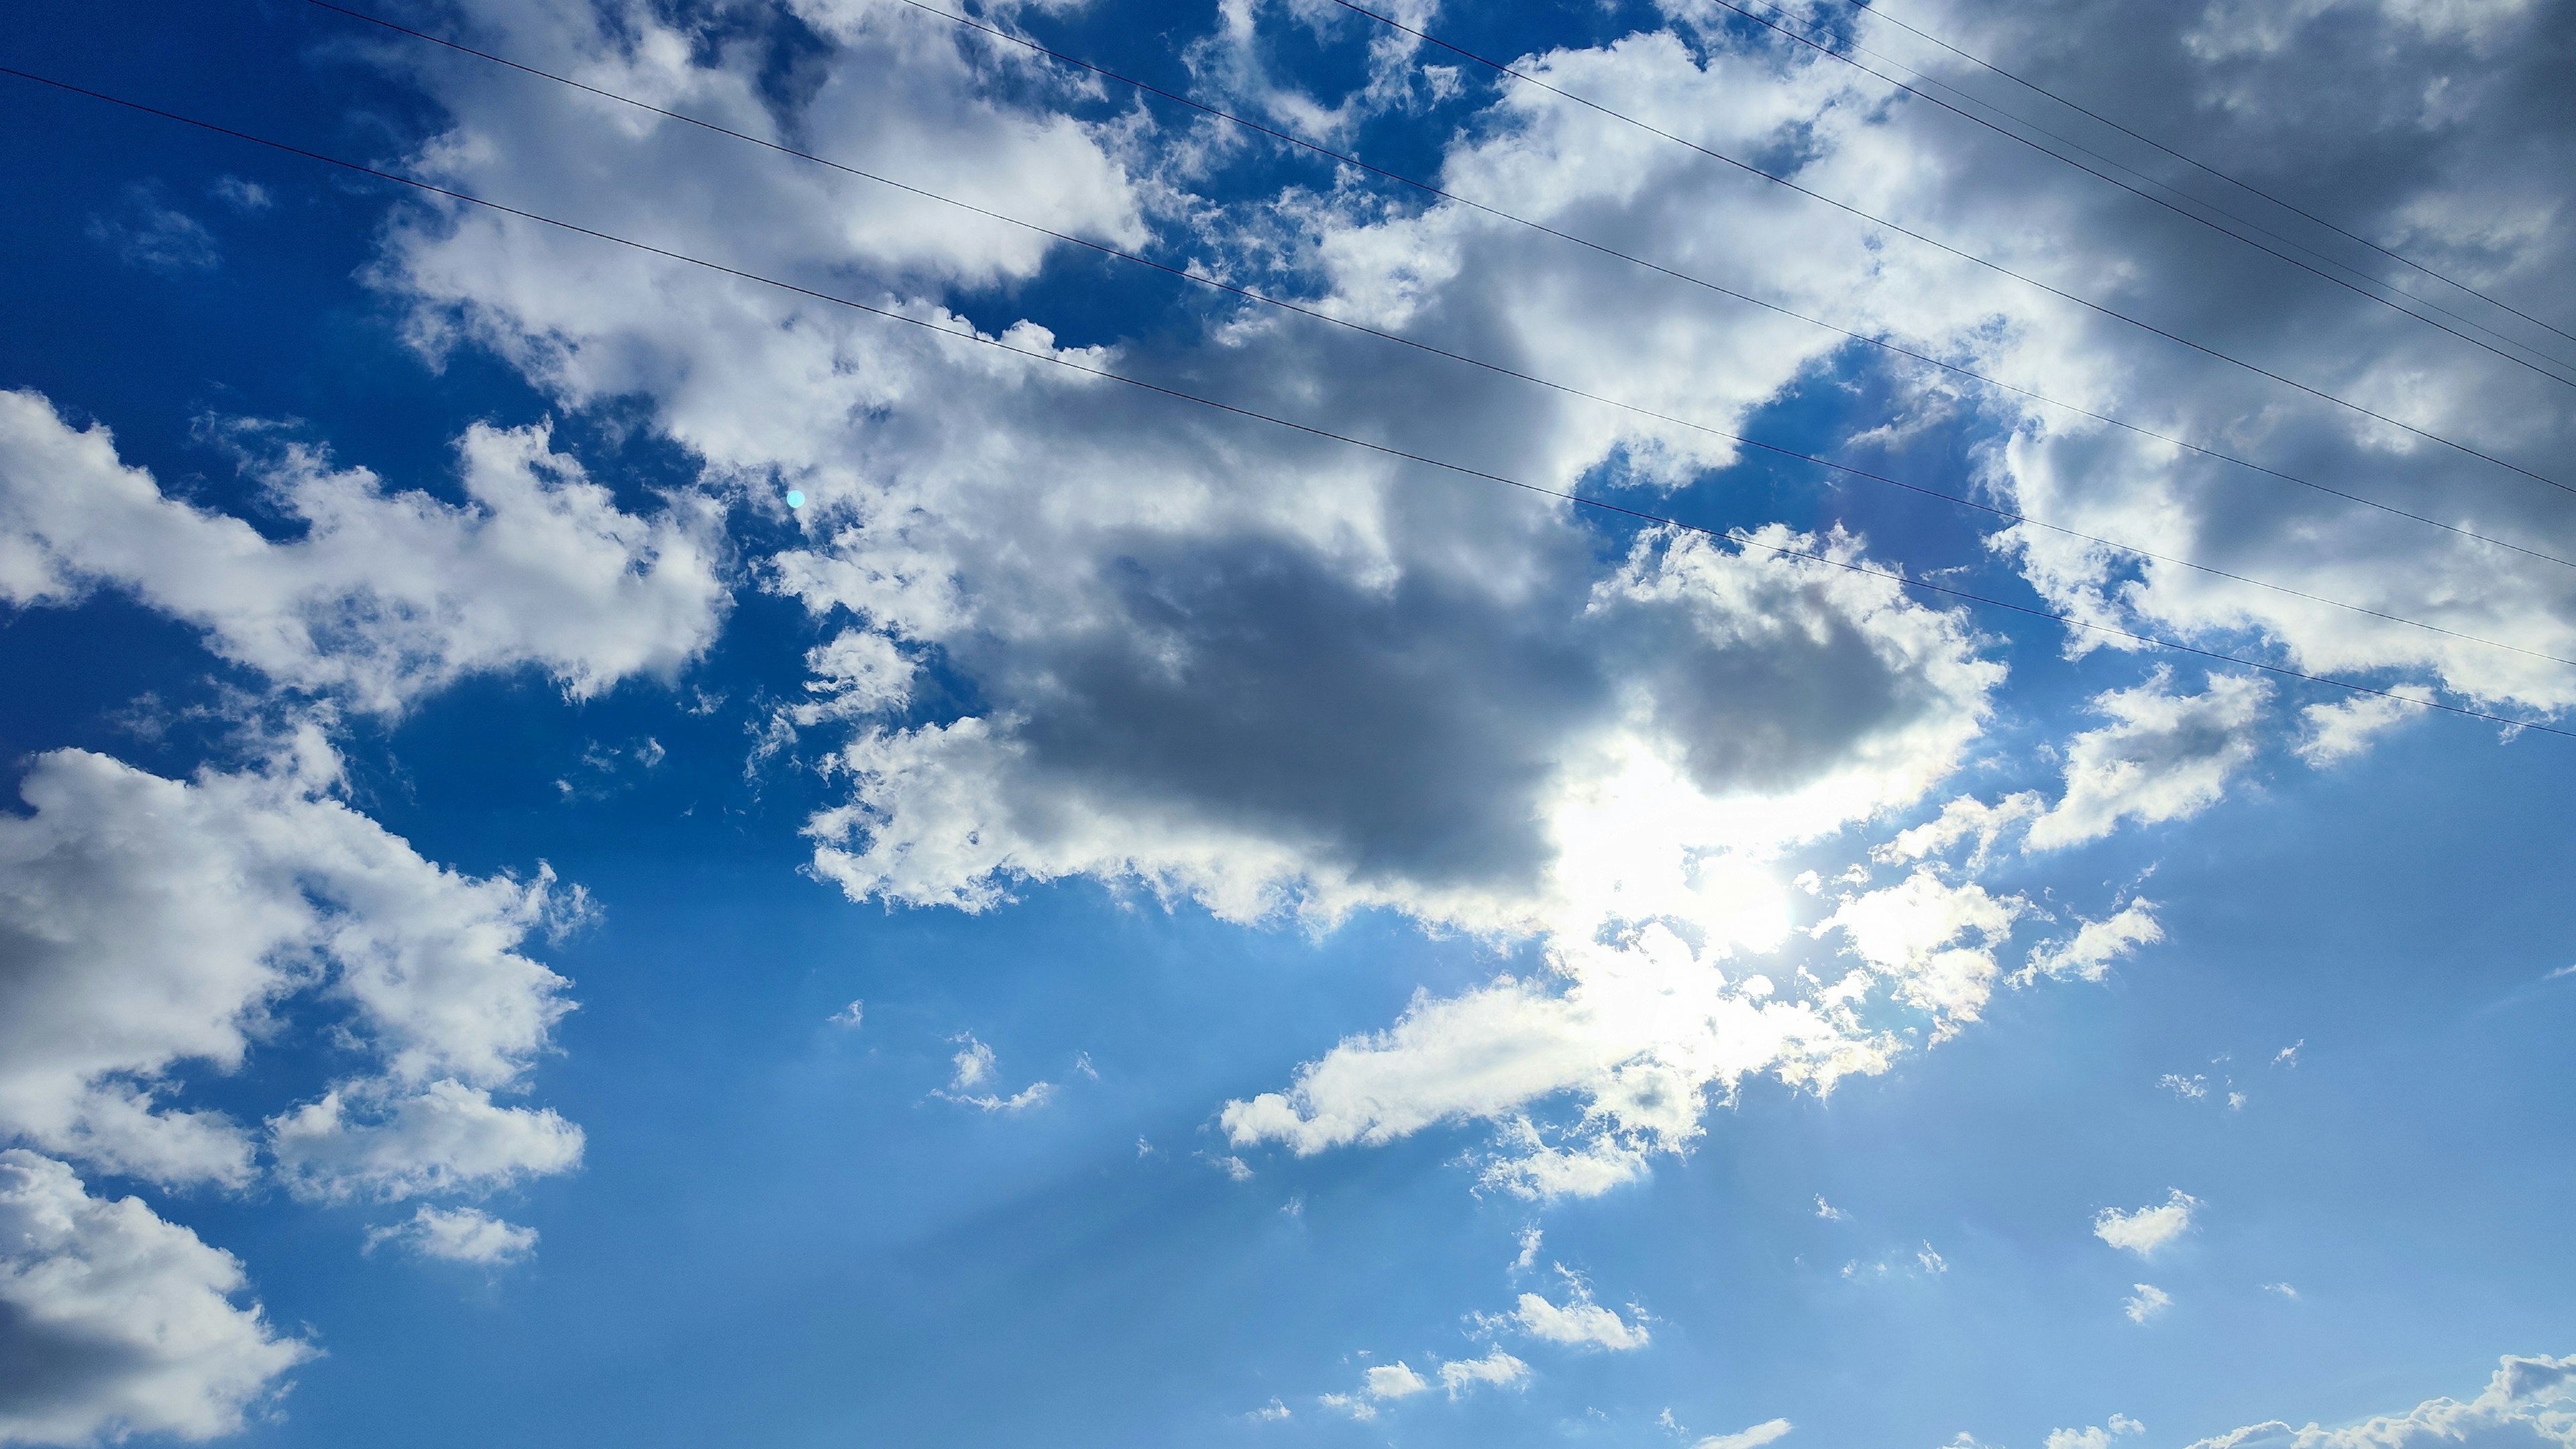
<box><xmin>1727</xmin><ymin>0</ymin><xmax>2573</xmax><ymax>374</ymax></box>
<box><xmin>1322</xmin><ymin>0</ymin><xmax>2576</xmax><ymax>497</ymax></box>
<box><xmin>1663</xmin><ymin>0</ymin><xmax>2576</xmax><ymax>386</ymax></box>
<box><xmin>875</xmin><ymin>0</ymin><xmax>2576</xmax><ymax>559</ymax></box>
<box><xmin>1823</xmin><ymin>0</ymin><xmax>2576</xmax><ymax>353</ymax></box>
<box><xmin>298</xmin><ymin>0</ymin><xmax>2576</xmax><ymax>672</ymax></box>
<box><xmin>5</xmin><ymin>64</ymin><xmax>2565</xmax><ymax>743</ymax></box>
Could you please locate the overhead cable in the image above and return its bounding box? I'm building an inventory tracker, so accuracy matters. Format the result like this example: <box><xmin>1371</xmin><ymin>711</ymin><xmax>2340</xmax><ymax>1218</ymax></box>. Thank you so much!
<box><xmin>300</xmin><ymin>0</ymin><xmax>2576</xmax><ymax>669</ymax></box>
<box><xmin>869</xmin><ymin>0</ymin><xmax>2576</xmax><ymax>533</ymax></box>
<box><xmin>1737</xmin><ymin>0</ymin><xmax>2571</xmax><ymax>371</ymax></box>
<box><xmin>1321</xmin><ymin>0</ymin><xmax>2576</xmax><ymax>496</ymax></box>
<box><xmin>5</xmin><ymin>64</ymin><xmax>2565</xmax><ymax>743</ymax></box>
<box><xmin>1611</xmin><ymin>0</ymin><xmax>2576</xmax><ymax>386</ymax></box>
<box><xmin>1822</xmin><ymin>0</ymin><xmax>2576</xmax><ymax>353</ymax></box>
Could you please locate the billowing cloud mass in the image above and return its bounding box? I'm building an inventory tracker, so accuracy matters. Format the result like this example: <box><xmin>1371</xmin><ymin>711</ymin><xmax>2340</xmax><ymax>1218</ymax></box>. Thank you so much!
<box><xmin>0</xmin><ymin>1150</ymin><xmax>313</xmax><ymax>1447</ymax></box>
<box><xmin>294</xmin><ymin>0</ymin><xmax>2571</xmax><ymax>1203</ymax></box>
<box><xmin>0</xmin><ymin>390</ymin><xmax>726</xmax><ymax>714</ymax></box>
<box><xmin>2182</xmin><ymin>1354</ymin><xmax>2575</xmax><ymax>1448</ymax></box>
<box><xmin>2095</xmin><ymin>1190</ymin><xmax>2200</xmax><ymax>1257</ymax></box>
<box><xmin>0</xmin><ymin>737</ymin><xmax>583</xmax><ymax>1197</ymax></box>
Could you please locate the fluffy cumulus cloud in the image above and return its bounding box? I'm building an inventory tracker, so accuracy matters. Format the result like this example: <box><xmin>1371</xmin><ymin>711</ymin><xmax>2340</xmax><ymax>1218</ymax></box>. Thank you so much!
<box><xmin>1507</xmin><ymin>1289</ymin><xmax>1651</xmax><ymax>1351</ymax></box>
<box><xmin>2095</xmin><ymin>1190</ymin><xmax>2200</xmax><ymax>1257</ymax></box>
<box><xmin>364</xmin><ymin>1205</ymin><xmax>541</xmax><ymax>1267</ymax></box>
<box><xmin>2182</xmin><ymin>1354</ymin><xmax>2575</xmax><ymax>1448</ymax></box>
<box><xmin>1815</xmin><ymin>871</ymin><xmax>2025</xmax><ymax>1039</ymax></box>
<box><xmin>0</xmin><ymin>390</ymin><xmax>725</xmax><ymax>714</ymax></box>
<box><xmin>1322</xmin><ymin>1349</ymin><xmax>1527</xmax><ymax>1419</ymax></box>
<box><xmin>0</xmin><ymin>735</ymin><xmax>584</xmax><ymax>1198</ymax></box>
<box><xmin>2026</xmin><ymin>672</ymin><xmax>2272</xmax><ymax>851</ymax></box>
<box><xmin>1437</xmin><ymin>1349</ymin><xmax>1531</xmax><ymax>1398</ymax></box>
<box><xmin>0</xmin><ymin>1151</ymin><xmax>313</xmax><ymax>1447</ymax></box>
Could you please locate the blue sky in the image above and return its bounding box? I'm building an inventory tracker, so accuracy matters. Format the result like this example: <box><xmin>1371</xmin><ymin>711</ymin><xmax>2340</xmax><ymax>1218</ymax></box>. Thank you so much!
<box><xmin>1</xmin><ymin>1</ymin><xmax>2572</xmax><ymax>1446</ymax></box>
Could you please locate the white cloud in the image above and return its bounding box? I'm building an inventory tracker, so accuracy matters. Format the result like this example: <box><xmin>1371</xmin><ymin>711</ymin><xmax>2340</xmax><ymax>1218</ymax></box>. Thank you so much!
<box><xmin>2180</xmin><ymin>1353</ymin><xmax>2575</xmax><ymax>1448</ymax></box>
<box><xmin>364</xmin><ymin>1204</ymin><xmax>540</xmax><ymax>1266</ymax></box>
<box><xmin>2296</xmin><ymin>692</ymin><xmax>2424</xmax><ymax>767</ymax></box>
<box><xmin>2125</xmin><ymin>1283</ymin><xmax>2175</xmax><ymax>1324</ymax></box>
<box><xmin>2024</xmin><ymin>902</ymin><xmax>2163</xmax><ymax>982</ymax></box>
<box><xmin>2048</xmin><ymin>1415</ymin><xmax>2146</xmax><ymax>1449</ymax></box>
<box><xmin>934</xmin><ymin>1034</ymin><xmax>1056</xmax><ymax>1113</ymax></box>
<box><xmin>1874</xmin><ymin>792</ymin><xmax>2043</xmax><ymax>869</ymax></box>
<box><xmin>1698</xmin><ymin>1419</ymin><xmax>1795</xmax><ymax>1449</ymax></box>
<box><xmin>2027</xmin><ymin>672</ymin><xmax>2273</xmax><ymax>852</ymax></box>
<box><xmin>268</xmin><ymin>1078</ymin><xmax>584</xmax><ymax>1203</ymax></box>
<box><xmin>0</xmin><ymin>741</ymin><xmax>580</xmax><ymax>1193</ymax></box>
<box><xmin>1511</xmin><ymin>1287</ymin><xmax>1650</xmax><ymax>1351</ymax></box>
<box><xmin>1325</xmin><ymin>1348</ymin><xmax>1525</xmax><ymax>1417</ymax></box>
<box><xmin>830</xmin><ymin>1000</ymin><xmax>865</xmax><ymax>1028</ymax></box>
<box><xmin>1437</xmin><ymin>1348</ymin><xmax>1531</xmax><ymax>1397</ymax></box>
<box><xmin>0</xmin><ymin>1150</ymin><xmax>313</xmax><ymax>1446</ymax></box>
<box><xmin>0</xmin><ymin>390</ymin><xmax>726</xmax><ymax>714</ymax></box>
<box><xmin>1362</xmin><ymin>1360</ymin><xmax>1430</xmax><ymax>1401</ymax></box>
<box><xmin>1816</xmin><ymin>871</ymin><xmax>2027</xmax><ymax>1039</ymax></box>
<box><xmin>1222</xmin><ymin>922</ymin><xmax>1908</xmax><ymax>1195</ymax></box>
<box><xmin>949</xmin><ymin>1036</ymin><xmax>997</xmax><ymax>1091</ymax></box>
<box><xmin>2096</xmin><ymin>1189</ymin><xmax>2201</xmax><ymax>1257</ymax></box>
<box><xmin>1815</xmin><ymin>1195</ymin><xmax>1849</xmax><ymax>1221</ymax></box>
